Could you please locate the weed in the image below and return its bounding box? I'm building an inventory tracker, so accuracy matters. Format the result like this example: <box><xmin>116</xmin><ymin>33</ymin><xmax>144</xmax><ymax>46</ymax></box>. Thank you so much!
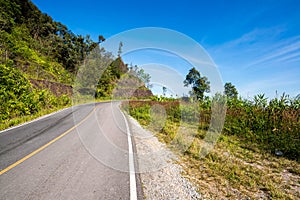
<box><xmin>123</xmin><ymin>98</ymin><xmax>300</xmax><ymax>199</ymax></box>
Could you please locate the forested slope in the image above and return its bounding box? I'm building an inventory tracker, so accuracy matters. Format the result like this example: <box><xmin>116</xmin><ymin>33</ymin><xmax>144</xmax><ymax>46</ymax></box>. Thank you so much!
<box><xmin>0</xmin><ymin>0</ymin><xmax>152</xmax><ymax>128</ymax></box>
<box><xmin>0</xmin><ymin>0</ymin><xmax>100</xmax><ymax>127</ymax></box>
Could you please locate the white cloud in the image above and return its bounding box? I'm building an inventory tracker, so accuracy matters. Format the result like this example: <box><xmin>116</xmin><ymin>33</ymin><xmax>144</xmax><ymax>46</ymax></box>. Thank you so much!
<box><xmin>273</xmin><ymin>51</ymin><xmax>300</xmax><ymax>63</ymax></box>
<box><xmin>206</xmin><ymin>27</ymin><xmax>300</xmax><ymax>98</ymax></box>
<box><xmin>209</xmin><ymin>27</ymin><xmax>286</xmax><ymax>54</ymax></box>
<box><xmin>238</xmin><ymin>70</ymin><xmax>300</xmax><ymax>98</ymax></box>
<box><xmin>245</xmin><ymin>38</ymin><xmax>300</xmax><ymax>68</ymax></box>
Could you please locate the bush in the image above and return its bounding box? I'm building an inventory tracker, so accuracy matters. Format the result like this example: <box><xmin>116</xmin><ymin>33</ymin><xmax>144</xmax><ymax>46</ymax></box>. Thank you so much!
<box><xmin>124</xmin><ymin>95</ymin><xmax>300</xmax><ymax>161</ymax></box>
<box><xmin>0</xmin><ymin>64</ymin><xmax>71</xmax><ymax>125</ymax></box>
<box><xmin>0</xmin><ymin>64</ymin><xmax>37</xmax><ymax>121</ymax></box>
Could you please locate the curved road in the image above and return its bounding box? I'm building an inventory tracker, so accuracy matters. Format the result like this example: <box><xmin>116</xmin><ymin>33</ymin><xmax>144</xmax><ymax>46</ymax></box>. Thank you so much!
<box><xmin>0</xmin><ymin>102</ymin><xmax>142</xmax><ymax>199</ymax></box>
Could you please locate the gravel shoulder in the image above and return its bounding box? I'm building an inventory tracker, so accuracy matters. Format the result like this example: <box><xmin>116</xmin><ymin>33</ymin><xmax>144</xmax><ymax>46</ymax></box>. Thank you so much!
<box><xmin>127</xmin><ymin>115</ymin><xmax>201</xmax><ymax>200</ymax></box>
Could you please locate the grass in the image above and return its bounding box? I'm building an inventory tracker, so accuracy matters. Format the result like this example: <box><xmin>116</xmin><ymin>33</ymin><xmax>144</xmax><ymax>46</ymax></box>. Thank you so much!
<box><xmin>0</xmin><ymin>96</ymin><xmax>120</xmax><ymax>131</ymax></box>
<box><xmin>123</xmin><ymin>100</ymin><xmax>300</xmax><ymax>199</ymax></box>
<box><xmin>181</xmin><ymin>134</ymin><xmax>300</xmax><ymax>199</ymax></box>
<box><xmin>0</xmin><ymin>104</ymin><xmax>70</xmax><ymax>131</ymax></box>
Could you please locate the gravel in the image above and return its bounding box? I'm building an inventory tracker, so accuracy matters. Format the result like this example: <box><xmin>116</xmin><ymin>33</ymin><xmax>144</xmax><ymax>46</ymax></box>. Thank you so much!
<box><xmin>127</xmin><ymin>115</ymin><xmax>201</xmax><ymax>200</ymax></box>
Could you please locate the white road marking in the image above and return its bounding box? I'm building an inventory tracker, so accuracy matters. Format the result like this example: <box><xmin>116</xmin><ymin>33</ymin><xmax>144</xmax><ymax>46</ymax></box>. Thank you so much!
<box><xmin>0</xmin><ymin>102</ymin><xmax>98</xmax><ymax>134</ymax></box>
<box><xmin>119</xmin><ymin>108</ymin><xmax>138</xmax><ymax>200</ymax></box>
<box><xmin>0</xmin><ymin>107</ymin><xmax>71</xmax><ymax>134</ymax></box>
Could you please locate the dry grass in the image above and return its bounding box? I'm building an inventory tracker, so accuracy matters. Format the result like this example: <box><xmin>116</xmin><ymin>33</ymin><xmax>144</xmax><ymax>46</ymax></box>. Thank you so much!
<box><xmin>178</xmin><ymin>134</ymin><xmax>300</xmax><ymax>199</ymax></box>
<box><xmin>124</xmin><ymin>101</ymin><xmax>300</xmax><ymax>199</ymax></box>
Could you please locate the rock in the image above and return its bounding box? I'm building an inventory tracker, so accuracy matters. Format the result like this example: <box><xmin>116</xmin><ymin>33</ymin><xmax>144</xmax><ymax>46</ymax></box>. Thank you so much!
<box><xmin>275</xmin><ymin>149</ymin><xmax>283</xmax><ymax>156</ymax></box>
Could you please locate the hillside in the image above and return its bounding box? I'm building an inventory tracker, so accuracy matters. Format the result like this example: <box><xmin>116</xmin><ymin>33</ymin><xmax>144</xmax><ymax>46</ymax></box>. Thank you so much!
<box><xmin>0</xmin><ymin>0</ymin><xmax>96</xmax><ymax>128</ymax></box>
<box><xmin>0</xmin><ymin>0</ymin><xmax>152</xmax><ymax>129</ymax></box>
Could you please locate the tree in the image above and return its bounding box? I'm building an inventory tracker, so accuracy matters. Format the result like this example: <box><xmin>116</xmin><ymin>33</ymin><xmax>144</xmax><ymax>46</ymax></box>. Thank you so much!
<box><xmin>183</xmin><ymin>67</ymin><xmax>210</xmax><ymax>100</ymax></box>
<box><xmin>129</xmin><ymin>65</ymin><xmax>152</xmax><ymax>88</ymax></box>
<box><xmin>162</xmin><ymin>86</ymin><xmax>167</xmax><ymax>96</ymax></box>
<box><xmin>98</xmin><ymin>35</ymin><xmax>105</xmax><ymax>44</ymax></box>
<box><xmin>224</xmin><ymin>82</ymin><xmax>238</xmax><ymax>99</ymax></box>
<box><xmin>137</xmin><ymin>68</ymin><xmax>151</xmax><ymax>88</ymax></box>
<box><xmin>118</xmin><ymin>41</ymin><xmax>123</xmax><ymax>57</ymax></box>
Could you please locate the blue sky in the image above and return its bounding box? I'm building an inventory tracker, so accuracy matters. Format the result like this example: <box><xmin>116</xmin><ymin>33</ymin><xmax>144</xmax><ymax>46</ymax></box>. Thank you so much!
<box><xmin>32</xmin><ymin>0</ymin><xmax>300</xmax><ymax>98</ymax></box>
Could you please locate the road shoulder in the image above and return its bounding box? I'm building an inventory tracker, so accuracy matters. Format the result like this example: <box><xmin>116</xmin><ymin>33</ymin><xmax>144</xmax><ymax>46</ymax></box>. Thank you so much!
<box><xmin>127</xmin><ymin>115</ymin><xmax>201</xmax><ymax>200</ymax></box>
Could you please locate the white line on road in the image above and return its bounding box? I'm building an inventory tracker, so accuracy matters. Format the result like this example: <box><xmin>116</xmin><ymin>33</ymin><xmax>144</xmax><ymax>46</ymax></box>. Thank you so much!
<box><xmin>0</xmin><ymin>105</ymin><xmax>98</xmax><ymax>175</ymax></box>
<box><xmin>0</xmin><ymin>102</ymin><xmax>99</xmax><ymax>134</ymax></box>
<box><xmin>120</xmin><ymin>109</ymin><xmax>138</xmax><ymax>200</ymax></box>
<box><xmin>0</xmin><ymin>107</ymin><xmax>72</xmax><ymax>134</ymax></box>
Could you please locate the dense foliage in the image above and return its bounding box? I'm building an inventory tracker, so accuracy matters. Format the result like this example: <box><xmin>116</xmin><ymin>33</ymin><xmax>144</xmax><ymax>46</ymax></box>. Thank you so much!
<box><xmin>125</xmin><ymin>93</ymin><xmax>300</xmax><ymax>161</ymax></box>
<box><xmin>183</xmin><ymin>67</ymin><xmax>210</xmax><ymax>100</ymax></box>
<box><xmin>0</xmin><ymin>64</ymin><xmax>70</xmax><ymax>123</ymax></box>
<box><xmin>95</xmin><ymin>57</ymin><xmax>129</xmax><ymax>97</ymax></box>
<box><xmin>75</xmin><ymin>48</ymin><xmax>152</xmax><ymax>99</ymax></box>
<box><xmin>0</xmin><ymin>0</ymin><xmax>99</xmax><ymax>126</ymax></box>
<box><xmin>0</xmin><ymin>0</ymin><xmax>153</xmax><ymax>125</ymax></box>
<box><xmin>225</xmin><ymin>94</ymin><xmax>300</xmax><ymax>159</ymax></box>
<box><xmin>0</xmin><ymin>0</ymin><xmax>99</xmax><ymax>73</ymax></box>
<box><xmin>224</xmin><ymin>82</ymin><xmax>238</xmax><ymax>99</ymax></box>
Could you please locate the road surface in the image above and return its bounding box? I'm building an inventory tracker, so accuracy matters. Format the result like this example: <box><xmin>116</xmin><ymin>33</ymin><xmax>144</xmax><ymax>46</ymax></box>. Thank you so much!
<box><xmin>0</xmin><ymin>102</ymin><xmax>142</xmax><ymax>199</ymax></box>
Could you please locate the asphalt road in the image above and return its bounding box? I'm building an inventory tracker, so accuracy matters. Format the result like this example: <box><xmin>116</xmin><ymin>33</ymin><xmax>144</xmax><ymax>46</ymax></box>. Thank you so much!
<box><xmin>0</xmin><ymin>102</ymin><xmax>141</xmax><ymax>199</ymax></box>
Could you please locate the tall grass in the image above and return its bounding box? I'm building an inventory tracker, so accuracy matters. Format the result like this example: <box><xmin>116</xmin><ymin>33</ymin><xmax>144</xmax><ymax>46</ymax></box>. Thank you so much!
<box><xmin>124</xmin><ymin>93</ymin><xmax>300</xmax><ymax>161</ymax></box>
<box><xmin>224</xmin><ymin>94</ymin><xmax>299</xmax><ymax>160</ymax></box>
<box><xmin>0</xmin><ymin>64</ymin><xmax>71</xmax><ymax>130</ymax></box>
<box><xmin>123</xmin><ymin>94</ymin><xmax>300</xmax><ymax>198</ymax></box>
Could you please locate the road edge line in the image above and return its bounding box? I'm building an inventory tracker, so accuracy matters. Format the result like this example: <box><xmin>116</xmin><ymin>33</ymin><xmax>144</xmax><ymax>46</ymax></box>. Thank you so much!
<box><xmin>0</xmin><ymin>106</ymin><xmax>97</xmax><ymax>175</ymax></box>
<box><xmin>0</xmin><ymin>107</ymin><xmax>72</xmax><ymax>134</ymax></box>
<box><xmin>120</xmin><ymin>109</ymin><xmax>138</xmax><ymax>200</ymax></box>
<box><xmin>0</xmin><ymin>102</ymin><xmax>104</xmax><ymax>134</ymax></box>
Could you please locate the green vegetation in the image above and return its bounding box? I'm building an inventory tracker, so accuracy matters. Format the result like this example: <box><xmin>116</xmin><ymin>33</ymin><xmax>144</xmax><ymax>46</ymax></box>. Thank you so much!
<box><xmin>95</xmin><ymin>56</ymin><xmax>129</xmax><ymax>98</ymax></box>
<box><xmin>0</xmin><ymin>0</ymin><xmax>95</xmax><ymax>128</ymax></box>
<box><xmin>0</xmin><ymin>0</ymin><xmax>101</xmax><ymax>73</ymax></box>
<box><xmin>224</xmin><ymin>82</ymin><xmax>238</xmax><ymax>99</ymax></box>
<box><xmin>224</xmin><ymin>93</ymin><xmax>300</xmax><ymax>160</ymax></box>
<box><xmin>123</xmin><ymin>67</ymin><xmax>300</xmax><ymax>199</ymax></box>
<box><xmin>1</xmin><ymin>1</ymin><xmax>299</xmax><ymax>198</ymax></box>
<box><xmin>0</xmin><ymin>64</ymin><xmax>70</xmax><ymax>129</ymax></box>
<box><xmin>124</xmin><ymin>94</ymin><xmax>300</xmax><ymax>198</ymax></box>
<box><xmin>0</xmin><ymin>0</ymin><xmax>152</xmax><ymax>129</ymax></box>
<box><xmin>124</xmin><ymin>94</ymin><xmax>299</xmax><ymax>160</ymax></box>
<box><xmin>74</xmin><ymin>46</ymin><xmax>153</xmax><ymax>100</ymax></box>
<box><xmin>183</xmin><ymin>67</ymin><xmax>210</xmax><ymax>100</ymax></box>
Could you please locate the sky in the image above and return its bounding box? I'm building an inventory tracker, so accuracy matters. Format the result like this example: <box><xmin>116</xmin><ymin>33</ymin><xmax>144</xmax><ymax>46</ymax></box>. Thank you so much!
<box><xmin>32</xmin><ymin>0</ymin><xmax>300</xmax><ymax>98</ymax></box>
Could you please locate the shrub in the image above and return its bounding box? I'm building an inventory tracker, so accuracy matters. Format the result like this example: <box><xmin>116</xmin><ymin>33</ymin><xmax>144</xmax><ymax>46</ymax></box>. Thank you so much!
<box><xmin>124</xmin><ymin>95</ymin><xmax>300</xmax><ymax>161</ymax></box>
